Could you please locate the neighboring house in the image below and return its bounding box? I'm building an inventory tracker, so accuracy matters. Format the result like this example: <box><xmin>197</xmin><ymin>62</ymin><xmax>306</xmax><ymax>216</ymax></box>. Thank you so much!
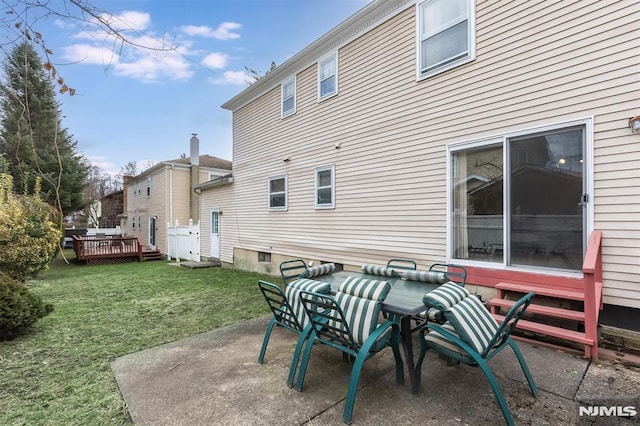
<box><xmin>201</xmin><ymin>0</ymin><xmax>638</xmax><ymax>325</ymax></box>
<box><xmin>124</xmin><ymin>136</ymin><xmax>232</xmax><ymax>253</ymax></box>
<box><xmin>99</xmin><ymin>190</ymin><xmax>123</xmax><ymax>228</ymax></box>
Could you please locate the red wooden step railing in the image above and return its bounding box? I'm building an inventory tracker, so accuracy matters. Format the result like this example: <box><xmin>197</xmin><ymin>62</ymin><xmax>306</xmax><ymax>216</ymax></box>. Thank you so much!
<box><xmin>582</xmin><ymin>230</ymin><xmax>603</xmax><ymax>361</ymax></box>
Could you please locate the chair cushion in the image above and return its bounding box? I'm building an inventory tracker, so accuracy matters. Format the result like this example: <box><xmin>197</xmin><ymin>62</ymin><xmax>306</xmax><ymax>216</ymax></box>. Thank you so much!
<box><xmin>426</xmin><ymin>307</ymin><xmax>446</xmax><ymax>323</ymax></box>
<box><xmin>361</xmin><ymin>264</ymin><xmax>400</xmax><ymax>278</ymax></box>
<box><xmin>424</xmin><ymin>322</ymin><xmax>475</xmax><ymax>363</ymax></box>
<box><xmin>422</xmin><ymin>281</ymin><xmax>470</xmax><ymax>310</ymax></box>
<box><xmin>336</xmin><ymin>277</ymin><xmax>391</xmax><ymax>346</ymax></box>
<box><xmin>403</xmin><ymin>269</ymin><xmax>448</xmax><ymax>284</ymax></box>
<box><xmin>286</xmin><ymin>279</ymin><xmax>331</xmax><ymax>328</ymax></box>
<box><xmin>299</xmin><ymin>263</ymin><xmax>335</xmax><ymax>278</ymax></box>
<box><xmin>338</xmin><ymin>276</ymin><xmax>391</xmax><ymax>301</ymax></box>
<box><xmin>445</xmin><ymin>295</ymin><xmax>499</xmax><ymax>354</ymax></box>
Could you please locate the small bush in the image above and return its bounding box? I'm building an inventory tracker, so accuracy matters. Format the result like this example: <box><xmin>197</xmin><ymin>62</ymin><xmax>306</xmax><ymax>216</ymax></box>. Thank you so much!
<box><xmin>0</xmin><ymin>271</ymin><xmax>53</xmax><ymax>340</ymax></box>
<box><xmin>0</xmin><ymin>173</ymin><xmax>62</xmax><ymax>281</ymax></box>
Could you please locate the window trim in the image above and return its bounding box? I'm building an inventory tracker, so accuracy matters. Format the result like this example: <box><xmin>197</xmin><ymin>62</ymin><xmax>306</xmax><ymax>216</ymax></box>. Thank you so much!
<box><xmin>268</xmin><ymin>174</ymin><xmax>288</xmax><ymax>211</ymax></box>
<box><xmin>281</xmin><ymin>76</ymin><xmax>296</xmax><ymax>118</ymax></box>
<box><xmin>315</xmin><ymin>164</ymin><xmax>335</xmax><ymax>209</ymax></box>
<box><xmin>317</xmin><ymin>52</ymin><xmax>338</xmax><ymax>101</ymax></box>
<box><xmin>416</xmin><ymin>0</ymin><xmax>475</xmax><ymax>80</ymax></box>
<box><xmin>445</xmin><ymin>118</ymin><xmax>594</xmax><ymax>276</ymax></box>
<box><xmin>146</xmin><ymin>176</ymin><xmax>151</xmax><ymax>197</ymax></box>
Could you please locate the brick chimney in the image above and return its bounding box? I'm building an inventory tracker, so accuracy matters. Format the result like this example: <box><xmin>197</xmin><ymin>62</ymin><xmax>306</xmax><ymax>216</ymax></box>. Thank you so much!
<box><xmin>190</xmin><ymin>134</ymin><xmax>200</xmax><ymax>223</ymax></box>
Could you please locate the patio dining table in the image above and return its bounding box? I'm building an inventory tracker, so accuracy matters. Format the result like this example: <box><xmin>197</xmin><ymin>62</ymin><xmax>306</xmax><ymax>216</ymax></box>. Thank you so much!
<box><xmin>310</xmin><ymin>270</ymin><xmax>439</xmax><ymax>394</ymax></box>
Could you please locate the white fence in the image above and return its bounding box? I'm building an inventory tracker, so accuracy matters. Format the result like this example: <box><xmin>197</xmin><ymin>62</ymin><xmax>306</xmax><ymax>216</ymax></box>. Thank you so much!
<box><xmin>167</xmin><ymin>220</ymin><xmax>200</xmax><ymax>262</ymax></box>
<box><xmin>86</xmin><ymin>226</ymin><xmax>122</xmax><ymax>236</ymax></box>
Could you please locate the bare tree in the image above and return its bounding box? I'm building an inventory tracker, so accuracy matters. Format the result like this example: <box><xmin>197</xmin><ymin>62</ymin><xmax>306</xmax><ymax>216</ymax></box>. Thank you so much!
<box><xmin>1</xmin><ymin>0</ymin><xmax>177</xmax><ymax>96</ymax></box>
<box><xmin>244</xmin><ymin>61</ymin><xmax>277</xmax><ymax>85</ymax></box>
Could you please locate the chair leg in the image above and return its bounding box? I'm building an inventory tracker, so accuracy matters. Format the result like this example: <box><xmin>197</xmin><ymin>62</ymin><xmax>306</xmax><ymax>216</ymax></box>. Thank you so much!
<box><xmin>508</xmin><ymin>339</ymin><xmax>538</xmax><ymax>397</ymax></box>
<box><xmin>258</xmin><ymin>318</ymin><xmax>277</xmax><ymax>364</ymax></box>
<box><xmin>476</xmin><ymin>358</ymin><xmax>515</xmax><ymax>426</ymax></box>
<box><xmin>294</xmin><ymin>334</ymin><xmax>317</xmax><ymax>392</ymax></box>
<box><xmin>342</xmin><ymin>350</ymin><xmax>368</xmax><ymax>424</ymax></box>
<box><xmin>287</xmin><ymin>326</ymin><xmax>311</xmax><ymax>387</ymax></box>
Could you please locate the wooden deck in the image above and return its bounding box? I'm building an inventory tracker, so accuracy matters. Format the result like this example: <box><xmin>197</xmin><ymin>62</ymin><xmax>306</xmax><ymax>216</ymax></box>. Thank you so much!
<box><xmin>73</xmin><ymin>235</ymin><xmax>143</xmax><ymax>265</ymax></box>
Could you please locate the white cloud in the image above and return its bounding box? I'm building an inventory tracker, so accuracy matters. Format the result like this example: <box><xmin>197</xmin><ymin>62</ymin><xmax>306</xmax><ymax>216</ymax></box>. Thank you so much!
<box><xmin>62</xmin><ymin>44</ymin><xmax>119</xmax><ymax>65</ymax></box>
<box><xmin>114</xmin><ymin>52</ymin><xmax>194</xmax><ymax>83</ymax></box>
<box><xmin>88</xmin><ymin>156</ymin><xmax>119</xmax><ymax>177</ymax></box>
<box><xmin>100</xmin><ymin>10</ymin><xmax>151</xmax><ymax>32</ymax></box>
<box><xmin>180</xmin><ymin>22</ymin><xmax>241</xmax><ymax>40</ymax></box>
<box><xmin>210</xmin><ymin>70</ymin><xmax>253</xmax><ymax>86</ymax></box>
<box><xmin>59</xmin><ymin>11</ymin><xmax>245</xmax><ymax>84</ymax></box>
<box><xmin>202</xmin><ymin>52</ymin><xmax>228</xmax><ymax>69</ymax></box>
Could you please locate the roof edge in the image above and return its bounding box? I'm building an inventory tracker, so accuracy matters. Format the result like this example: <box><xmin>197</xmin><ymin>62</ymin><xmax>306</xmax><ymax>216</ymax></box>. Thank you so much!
<box><xmin>221</xmin><ymin>0</ymin><xmax>414</xmax><ymax>112</ymax></box>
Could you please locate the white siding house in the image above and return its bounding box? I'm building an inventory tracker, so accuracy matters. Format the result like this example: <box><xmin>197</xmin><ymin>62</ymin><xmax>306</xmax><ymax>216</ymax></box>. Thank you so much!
<box><xmin>200</xmin><ymin>0</ymin><xmax>639</xmax><ymax>316</ymax></box>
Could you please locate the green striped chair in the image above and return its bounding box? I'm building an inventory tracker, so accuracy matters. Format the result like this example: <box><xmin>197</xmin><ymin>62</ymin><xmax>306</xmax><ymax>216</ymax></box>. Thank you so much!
<box><xmin>386</xmin><ymin>258</ymin><xmax>417</xmax><ymax>271</ymax></box>
<box><xmin>416</xmin><ymin>291</ymin><xmax>538</xmax><ymax>426</ymax></box>
<box><xmin>289</xmin><ymin>277</ymin><xmax>404</xmax><ymax>424</ymax></box>
<box><xmin>299</xmin><ymin>263</ymin><xmax>335</xmax><ymax>278</ymax></box>
<box><xmin>279</xmin><ymin>259</ymin><xmax>308</xmax><ymax>284</ymax></box>
<box><xmin>257</xmin><ymin>279</ymin><xmax>330</xmax><ymax>364</ymax></box>
<box><xmin>361</xmin><ymin>264</ymin><xmax>401</xmax><ymax>278</ymax></box>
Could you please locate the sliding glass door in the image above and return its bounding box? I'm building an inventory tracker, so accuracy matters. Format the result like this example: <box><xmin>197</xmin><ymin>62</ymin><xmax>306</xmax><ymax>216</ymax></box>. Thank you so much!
<box><xmin>450</xmin><ymin>125</ymin><xmax>587</xmax><ymax>271</ymax></box>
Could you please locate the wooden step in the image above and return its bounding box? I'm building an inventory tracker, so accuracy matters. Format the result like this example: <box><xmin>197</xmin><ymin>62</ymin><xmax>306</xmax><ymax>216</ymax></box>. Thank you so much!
<box><xmin>142</xmin><ymin>250</ymin><xmax>163</xmax><ymax>261</ymax></box>
<box><xmin>488</xmin><ymin>299</ymin><xmax>585</xmax><ymax>322</ymax></box>
<box><xmin>495</xmin><ymin>282</ymin><xmax>584</xmax><ymax>301</ymax></box>
<box><xmin>492</xmin><ymin>314</ymin><xmax>594</xmax><ymax>345</ymax></box>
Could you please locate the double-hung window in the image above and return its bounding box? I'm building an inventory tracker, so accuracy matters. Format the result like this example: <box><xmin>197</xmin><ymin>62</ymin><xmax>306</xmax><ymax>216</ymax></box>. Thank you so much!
<box><xmin>318</xmin><ymin>53</ymin><xmax>337</xmax><ymax>100</ymax></box>
<box><xmin>281</xmin><ymin>77</ymin><xmax>296</xmax><ymax>117</ymax></box>
<box><xmin>146</xmin><ymin>176</ymin><xmax>151</xmax><ymax>196</ymax></box>
<box><xmin>418</xmin><ymin>0</ymin><xmax>474</xmax><ymax>78</ymax></box>
<box><xmin>268</xmin><ymin>174</ymin><xmax>287</xmax><ymax>211</ymax></box>
<box><xmin>315</xmin><ymin>165</ymin><xmax>335</xmax><ymax>209</ymax></box>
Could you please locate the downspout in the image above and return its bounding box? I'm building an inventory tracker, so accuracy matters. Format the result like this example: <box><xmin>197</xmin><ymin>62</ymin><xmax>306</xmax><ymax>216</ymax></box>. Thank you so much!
<box><xmin>169</xmin><ymin>164</ymin><xmax>174</xmax><ymax>225</ymax></box>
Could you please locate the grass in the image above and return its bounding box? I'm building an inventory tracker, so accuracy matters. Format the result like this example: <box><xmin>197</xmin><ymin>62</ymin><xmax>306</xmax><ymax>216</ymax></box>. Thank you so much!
<box><xmin>0</xmin><ymin>252</ymin><xmax>276</xmax><ymax>425</ymax></box>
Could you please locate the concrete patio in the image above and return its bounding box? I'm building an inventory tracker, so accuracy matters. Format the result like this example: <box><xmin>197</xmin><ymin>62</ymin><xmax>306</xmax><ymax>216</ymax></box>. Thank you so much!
<box><xmin>111</xmin><ymin>316</ymin><xmax>640</xmax><ymax>425</ymax></box>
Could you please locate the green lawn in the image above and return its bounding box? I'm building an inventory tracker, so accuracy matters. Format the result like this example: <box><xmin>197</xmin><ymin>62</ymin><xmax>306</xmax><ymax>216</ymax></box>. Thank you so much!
<box><xmin>0</xmin><ymin>252</ymin><xmax>276</xmax><ymax>425</ymax></box>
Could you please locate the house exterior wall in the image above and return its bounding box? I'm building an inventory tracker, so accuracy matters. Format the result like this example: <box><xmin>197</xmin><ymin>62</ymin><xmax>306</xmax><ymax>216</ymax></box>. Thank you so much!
<box><xmin>125</xmin><ymin>167</ymin><xmax>168</xmax><ymax>249</ymax></box>
<box><xmin>221</xmin><ymin>0</ymin><xmax>639</xmax><ymax>307</ymax></box>
<box><xmin>200</xmin><ymin>183</ymin><xmax>234</xmax><ymax>260</ymax></box>
<box><xmin>126</xmin><ymin>164</ymin><xmax>229</xmax><ymax>254</ymax></box>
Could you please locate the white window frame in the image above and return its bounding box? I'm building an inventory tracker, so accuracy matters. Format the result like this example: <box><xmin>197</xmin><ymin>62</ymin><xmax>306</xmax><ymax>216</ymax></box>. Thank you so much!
<box><xmin>315</xmin><ymin>165</ymin><xmax>335</xmax><ymax>209</ymax></box>
<box><xmin>416</xmin><ymin>0</ymin><xmax>475</xmax><ymax>80</ymax></box>
<box><xmin>445</xmin><ymin>118</ymin><xmax>594</xmax><ymax>275</ymax></box>
<box><xmin>146</xmin><ymin>176</ymin><xmax>151</xmax><ymax>197</ymax></box>
<box><xmin>281</xmin><ymin>76</ymin><xmax>296</xmax><ymax>118</ymax></box>
<box><xmin>317</xmin><ymin>52</ymin><xmax>338</xmax><ymax>101</ymax></box>
<box><xmin>268</xmin><ymin>174</ymin><xmax>288</xmax><ymax>211</ymax></box>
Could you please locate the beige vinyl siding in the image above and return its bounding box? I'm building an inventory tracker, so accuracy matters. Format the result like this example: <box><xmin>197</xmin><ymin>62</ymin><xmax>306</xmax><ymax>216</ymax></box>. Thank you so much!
<box><xmin>228</xmin><ymin>1</ymin><xmax>639</xmax><ymax>307</ymax></box>
<box><xmin>142</xmin><ymin>168</ymin><xmax>167</xmax><ymax>249</ymax></box>
<box><xmin>200</xmin><ymin>185</ymin><xmax>235</xmax><ymax>261</ymax></box>
<box><xmin>169</xmin><ymin>168</ymin><xmax>192</xmax><ymax>225</ymax></box>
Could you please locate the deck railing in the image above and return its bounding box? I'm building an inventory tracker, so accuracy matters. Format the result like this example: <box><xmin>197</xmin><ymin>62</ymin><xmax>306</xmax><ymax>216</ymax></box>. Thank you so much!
<box><xmin>582</xmin><ymin>230</ymin><xmax>603</xmax><ymax>361</ymax></box>
<box><xmin>72</xmin><ymin>235</ymin><xmax>143</xmax><ymax>263</ymax></box>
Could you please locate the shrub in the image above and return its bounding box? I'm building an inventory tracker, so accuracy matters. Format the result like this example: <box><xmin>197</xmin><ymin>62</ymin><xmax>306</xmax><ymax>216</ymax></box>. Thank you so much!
<box><xmin>0</xmin><ymin>271</ymin><xmax>53</xmax><ymax>340</ymax></box>
<box><xmin>0</xmin><ymin>173</ymin><xmax>62</xmax><ymax>281</ymax></box>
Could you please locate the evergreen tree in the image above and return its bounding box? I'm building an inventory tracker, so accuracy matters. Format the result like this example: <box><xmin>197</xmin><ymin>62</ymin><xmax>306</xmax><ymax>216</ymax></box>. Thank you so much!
<box><xmin>0</xmin><ymin>42</ymin><xmax>89</xmax><ymax>215</ymax></box>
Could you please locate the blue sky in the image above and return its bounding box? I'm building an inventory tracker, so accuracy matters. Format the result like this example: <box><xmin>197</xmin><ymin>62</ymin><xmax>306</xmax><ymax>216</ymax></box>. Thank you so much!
<box><xmin>32</xmin><ymin>0</ymin><xmax>370</xmax><ymax>176</ymax></box>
